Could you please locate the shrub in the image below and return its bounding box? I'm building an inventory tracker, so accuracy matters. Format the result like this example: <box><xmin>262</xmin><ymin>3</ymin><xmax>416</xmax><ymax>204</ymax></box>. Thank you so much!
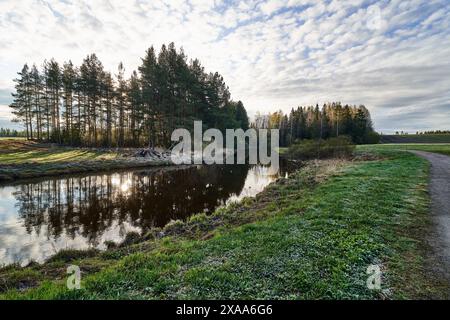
<box><xmin>46</xmin><ymin>249</ymin><xmax>99</xmax><ymax>263</ymax></box>
<box><xmin>163</xmin><ymin>219</ymin><xmax>185</xmax><ymax>235</ymax></box>
<box><xmin>285</xmin><ymin>136</ymin><xmax>355</xmax><ymax>160</ymax></box>
<box><xmin>120</xmin><ymin>231</ymin><xmax>141</xmax><ymax>246</ymax></box>
<box><xmin>103</xmin><ymin>240</ymin><xmax>118</xmax><ymax>249</ymax></box>
<box><xmin>364</xmin><ymin>131</ymin><xmax>381</xmax><ymax>144</ymax></box>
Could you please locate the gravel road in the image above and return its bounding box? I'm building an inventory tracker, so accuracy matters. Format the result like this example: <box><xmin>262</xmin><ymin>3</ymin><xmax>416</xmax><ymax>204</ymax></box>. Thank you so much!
<box><xmin>410</xmin><ymin>150</ymin><xmax>450</xmax><ymax>285</ymax></box>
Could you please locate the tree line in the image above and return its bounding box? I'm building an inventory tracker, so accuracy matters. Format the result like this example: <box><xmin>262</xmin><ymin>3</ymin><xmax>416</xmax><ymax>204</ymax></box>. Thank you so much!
<box><xmin>0</xmin><ymin>127</ymin><xmax>26</xmax><ymax>137</ymax></box>
<box><xmin>393</xmin><ymin>130</ymin><xmax>450</xmax><ymax>135</ymax></box>
<box><xmin>9</xmin><ymin>43</ymin><xmax>249</xmax><ymax>148</ymax></box>
<box><xmin>253</xmin><ymin>102</ymin><xmax>379</xmax><ymax>146</ymax></box>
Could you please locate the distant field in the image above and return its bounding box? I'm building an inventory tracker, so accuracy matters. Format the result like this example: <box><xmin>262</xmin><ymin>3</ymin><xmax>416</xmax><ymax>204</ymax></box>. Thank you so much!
<box><xmin>357</xmin><ymin>143</ymin><xmax>450</xmax><ymax>157</ymax></box>
<box><xmin>380</xmin><ymin>134</ymin><xmax>450</xmax><ymax>144</ymax></box>
<box><xmin>282</xmin><ymin>141</ymin><xmax>450</xmax><ymax>157</ymax></box>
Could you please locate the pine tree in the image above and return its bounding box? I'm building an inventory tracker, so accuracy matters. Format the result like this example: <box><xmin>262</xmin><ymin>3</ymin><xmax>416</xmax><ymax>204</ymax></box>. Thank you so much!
<box><xmin>102</xmin><ymin>71</ymin><xmax>115</xmax><ymax>147</ymax></box>
<box><xmin>45</xmin><ymin>59</ymin><xmax>62</xmax><ymax>143</ymax></box>
<box><xmin>139</xmin><ymin>46</ymin><xmax>158</xmax><ymax>147</ymax></box>
<box><xmin>235</xmin><ymin>101</ymin><xmax>249</xmax><ymax>130</ymax></box>
<box><xmin>10</xmin><ymin>64</ymin><xmax>33</xmax><ymax>139</ymax></box>
<box><xmin>116</xmin><ymin>62</ymin><xmax>127</xmax><ymax>147</ymax></box>
<box><xmin>62</xmin><ymin>61</ymin><xmax>76</xmax><ymax>144</ymax></box>
<box><xmin>128</xmin><ymin>70</ymin><xmax>142</xmax><ymax>145</ymax></box>
<box><xmin>30</xmin><ymin>65</ymin><xmax>43</xmax><ymax>140</ymax></box>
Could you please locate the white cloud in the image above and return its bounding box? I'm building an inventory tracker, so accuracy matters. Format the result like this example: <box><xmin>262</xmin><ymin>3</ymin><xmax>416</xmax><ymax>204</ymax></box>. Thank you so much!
<box><xmin>0</xmin><ymin>0</ymin><xmax>449</xmax><ymax>132</ymax></box>
<box><xmin>0</xmin><ymin>105</ymin><xmax>13</xmax><ymax>120</ymax></box>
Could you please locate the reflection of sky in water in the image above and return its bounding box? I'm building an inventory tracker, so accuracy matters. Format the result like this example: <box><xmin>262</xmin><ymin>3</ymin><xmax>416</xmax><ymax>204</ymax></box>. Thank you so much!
<box><xmin>225</xmin><ymin>166</ymin><xmax>280</xmax><ymax>205</ymax></box>
<box><xmin>0</xmin><ymin>220</ymin><xmax>139</xmax><ymax>267</ymax></box>
<box><xmin>0</xmin><ymin>187</ymin><xmax>17</xmax><ymax>223</ymax></box>
<box><xmin>0</xmin><ymin>165</ymin><xmax>283</xmax><ymax>266</ymax></box>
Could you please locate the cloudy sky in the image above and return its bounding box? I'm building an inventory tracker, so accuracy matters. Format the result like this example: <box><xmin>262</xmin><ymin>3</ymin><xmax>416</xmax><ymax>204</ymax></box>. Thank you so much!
<box><xmin>0</xmin><ymin>0</ymin><xmax>449</xmax><ymax>133</ymax></box>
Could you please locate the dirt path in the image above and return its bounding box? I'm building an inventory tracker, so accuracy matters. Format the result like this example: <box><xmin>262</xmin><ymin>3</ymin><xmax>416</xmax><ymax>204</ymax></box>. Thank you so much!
<box><xmin>410</xmin><ymin>151</ymin><xmax>450</xmax><ymax>286</ymax></box>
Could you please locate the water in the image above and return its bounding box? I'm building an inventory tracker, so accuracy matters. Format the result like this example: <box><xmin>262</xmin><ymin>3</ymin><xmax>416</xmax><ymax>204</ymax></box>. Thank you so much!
<box><xmin>0</xmin><ymin>164</ymin><xmax>289</xmax><ymax>266</ymax></box>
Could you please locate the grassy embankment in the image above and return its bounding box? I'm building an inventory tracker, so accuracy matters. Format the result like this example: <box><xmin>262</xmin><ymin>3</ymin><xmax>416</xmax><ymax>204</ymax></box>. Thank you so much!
<box><xmin>1</xmin><ymin>145</ymin><xmax>448</xmax><ymax>299</ymax></box>
<box><xmin>0</xmin><ymin>138</ymin><xmax>170</xmax><ymax>182</ymax></box>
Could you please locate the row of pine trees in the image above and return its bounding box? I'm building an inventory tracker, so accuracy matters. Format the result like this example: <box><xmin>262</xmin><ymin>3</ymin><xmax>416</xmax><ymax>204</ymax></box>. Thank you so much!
<box><xmin>9</xmin><ymin>43</ymin><xmax>249</xmax><ymax>148</ymax></box>
<box><xmin>253</xmin><ymin>102</ymin><xmax>379</xmax><ymax>146</ymax></box>
<box><xmin>0</xmin><ymin>128</ymin><xmax>26</xmax><ymax>137</ymax></box>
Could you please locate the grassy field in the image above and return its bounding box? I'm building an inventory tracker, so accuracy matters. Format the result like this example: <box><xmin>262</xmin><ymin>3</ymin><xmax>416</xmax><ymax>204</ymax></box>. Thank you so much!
<box><xmin>357</xmin><ymin>143</ymin><xmax>450</xmax><ymax>156</ymax></box>
<box><xmin>0</xmin><ymin>139</ymin><xmax>170</xmax><ymax>181</ymax></box>
<box><xmin>1</xmin><ymin>146</ymin><xmax>448</xmax><ymax>299</ymax></box>
<box><xmin>282</xmin><ymin>142</ymin><xmax>450</xmax><ymax>157</ymax></box>
<box><xmin>380</xmin><ymin>134</ymin><xmax>450</xmax><ymax>144</ymax></box>
<box><xmin>0</xmin><ymin>139</ymin><xmax>118</xmax><ymax>164</ymax></box>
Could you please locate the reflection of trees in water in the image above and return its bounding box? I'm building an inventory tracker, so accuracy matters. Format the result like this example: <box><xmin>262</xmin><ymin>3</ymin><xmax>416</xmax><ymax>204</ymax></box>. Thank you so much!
<box><xmin>12</xmin><ymin>165</ymin><xmax>250</xmax><ymax>245</ymax></box>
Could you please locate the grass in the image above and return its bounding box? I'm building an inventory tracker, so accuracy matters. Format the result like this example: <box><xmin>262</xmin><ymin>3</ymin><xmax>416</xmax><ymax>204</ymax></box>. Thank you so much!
<box><xmin>1</xmin><ymin>146</ymin><xmax>447</xmax><ymax>299</ymax></box>
<box><xmin>357</xmin><ymin>143</ymin><xmax>450</xmax><ymax>157</ymax></box>
<box><xmin>0</xmin><ymin>139</ymin><xmax>170</xmax><ymax>181</ymax></box>
<box><xmin>0</xmin><ymin>139</ymin><xmax>117</xmax><ymax>164</ymax></box>
<box><xmin>380</xmin><ymin>134</ymin><xmax>450</xmax><ymax>144</ymax></box>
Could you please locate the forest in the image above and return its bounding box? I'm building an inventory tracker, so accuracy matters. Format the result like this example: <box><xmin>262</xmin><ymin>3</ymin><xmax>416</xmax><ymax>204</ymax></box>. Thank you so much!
<box><xmin>253</xmin><ymin>102</ymin><xmax>379</xmax><ymax>146</ymax></box>
<box><xmin>0</xmin><ymin>128</ymin><xmax>25</xmax><ymax>137</ymax></box>
<box><xmin>9</xmin><ymin>43</ymin><xmax>249</xmax><ymax>148</ymax></box>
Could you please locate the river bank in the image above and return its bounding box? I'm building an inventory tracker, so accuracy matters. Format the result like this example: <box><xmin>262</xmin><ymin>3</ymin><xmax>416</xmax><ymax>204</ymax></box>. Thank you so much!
<box><xmin>1</xmin><ymin>147</ymin><xmax>448</xmax><ymax>299</ymax></box>
<box><xmin>0</xmin><ymin>139</ymin><xmax>172</xmax><ymax>182</ymax></box>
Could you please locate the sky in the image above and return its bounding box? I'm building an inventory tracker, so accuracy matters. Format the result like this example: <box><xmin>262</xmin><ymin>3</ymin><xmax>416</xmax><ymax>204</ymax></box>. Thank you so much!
<box><xmin>0</xmin><ymin>0</ymin><xmax>449</xmax><ymax>133</ymax></box>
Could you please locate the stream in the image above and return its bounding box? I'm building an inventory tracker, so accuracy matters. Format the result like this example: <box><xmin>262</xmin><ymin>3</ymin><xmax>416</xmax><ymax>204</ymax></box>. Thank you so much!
<box><xmin>0</xmin><ymin>162</ymin><xmax>290</xmax><ymax>266</ymax></box>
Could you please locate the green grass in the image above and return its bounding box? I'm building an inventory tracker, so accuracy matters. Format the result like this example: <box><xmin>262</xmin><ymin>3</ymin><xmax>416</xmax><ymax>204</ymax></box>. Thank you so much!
<box><xmin>0</xmin><ymin>149</ymin><xmax>116</xmax><ymax>165</ymax></box>
<box><xmin>284</xmin><ymin>141</ymin><xmax>450</xmax><ymax>158</ymax></box>
<box><xmin>2</xmin><ymin>148</ymin><xmax>447</xmax><ymax>299</ymax></box>
<box><xmin>0</xmin><ymin>139</ymin><xmax>170</xmax><ymax>181</ymax></box>
<box><xmin>0</xmin><ymin>139</ymin><xmax>117</xmax><ymax>165</ymax></box>
<box><xmin>357</xmin><ymin>143</ymin><xmax>450</xmax><ymax>157</ymax></box>
<box><xmin>380</xmin><ymin>134</ymin><xmax>450</xmax><ymax>144</ymax></box>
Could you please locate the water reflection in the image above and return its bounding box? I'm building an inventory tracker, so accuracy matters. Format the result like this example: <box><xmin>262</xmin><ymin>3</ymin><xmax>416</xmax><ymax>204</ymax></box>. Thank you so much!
<box><xmin>0</xmin><ymin>164</ymin><xmax>287</xmax><ymax>266</ymax></box>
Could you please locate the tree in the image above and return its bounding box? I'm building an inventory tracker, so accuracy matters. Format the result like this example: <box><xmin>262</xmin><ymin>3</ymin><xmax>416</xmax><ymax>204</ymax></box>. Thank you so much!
<box><xmin>116</xmin><ymin>62</ymin><xmax>127</xmax><ymax>147</ymax></box>
<box><xmin>235</xmin><ymin>101</ymin><xmax>249</xmax><ymax>130</ymax></box>
<box><xmin>128</xmin><ymin>70</ymin><xmax>142</xmax><ymax>145</ymax></box>
<box><xmin>30</xmin><ymin>65</ymin><xmax>44</xmax><ymax>140</ymax></box>
<box><xmin>45</xmin><ymin>59</ymin><xmax>62</xmax><ymax>143</ymax></box>
<box><xmin>62</xmin><ymin>61</ymin><xmax>76</xmax><ymax>144</ymax></box>
<box><xmin>139</xmin><ymin>46</ymin><xmax>159</xmax><ymax>146</ymax></box>
<box><xmin>352</xmin><ymin>108</ymin><xmax>368</xmax><ymax>144</ymax></box>
<box><xmin>10</xmin><ymin>64</ymin><xmax>33</xmax><ymax>139</ymax></box>
<box><xmin>102</xmin><ymin>71</ymin><xmax>115</xmax><ymax>147</ymax></box>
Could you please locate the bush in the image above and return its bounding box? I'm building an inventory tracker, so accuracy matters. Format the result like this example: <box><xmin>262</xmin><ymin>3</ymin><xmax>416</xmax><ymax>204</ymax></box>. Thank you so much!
<box><xmin>364</xmin><ymin>131</ymin><xmax>381</xmax><ymax>144</ymax></box>
<box><xmin>103</xmin><ymin>240</ymin><xmax>118</xmax><ymax>249</ymax></box>
<box><xmin>163</xmin><ymin>219</ymin><xmax>185</xmax><ymax>235</ymax></box>
<box><xmin>120</xmin><ymin>231</ymin><xmax>141</xmax><ymax>246</ymax></box>
<box><xmin>46</xmin><ymin>249</ymin><xmax>99</xmax><ymax>263</ymax></box>
<box><xmin>285</xmin><ymin>136</ymin><xmax>355</xmax><ymax>160</ymax></box>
